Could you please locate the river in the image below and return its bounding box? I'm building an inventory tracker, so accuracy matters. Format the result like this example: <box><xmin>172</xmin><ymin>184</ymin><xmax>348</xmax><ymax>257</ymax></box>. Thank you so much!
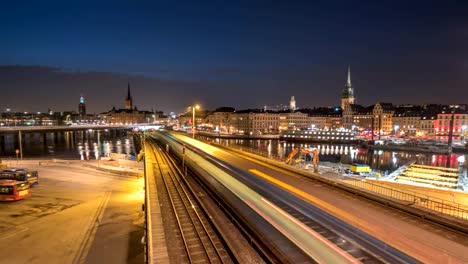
<box><xmin>0</xmin><ymin>129</ymin><xmax>137</xmax><ymax>160</ymax></box>
<box><xmin>1</xmin><ymin>130</ymin><xmax>465</xmax><ymax>173</ymax></box>
<box><xmin>199</xmin><ymin>137</ymin><xmax>467</xmax><ymax>173</ymax></box>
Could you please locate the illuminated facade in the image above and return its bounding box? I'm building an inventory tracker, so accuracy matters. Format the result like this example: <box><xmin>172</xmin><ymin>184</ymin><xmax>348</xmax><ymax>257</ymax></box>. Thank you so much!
<box><xmin>436</xmin><ymin>112</ymin><xmax>468</xmax><ymax>136</ymax></box>
<box><xmin>289</xmin><ymin>96</ymin><xmax>296</xmax><ymax>111</ymax></box>
<box><xmin>372</xmin><ymin>103</ymin><xmax>394</xmax><ymax>135</ymax></box>
<box><xmin>228</xmin><ymin>111</ymin><xmax>279</xmax><ymax>135</ymax></box>
<box><xmin>279</xmin><ymin>112</ymin><xmax>309</xmax><ymax>131</ymax></box>
<box><xmin>204</xmin><ymin>107</ymin><xmax>235</xmax><ymax>132</ymax></box>
<box><xmin>100</xmin><ymin>83</ymin><xmax>153</xmax><ymax>124</ymax></box>
<box><xmin>308</xmin><ymin>115</ymin><xmax>342</xmax><ymax>130</ymax></box>
<box><xmin>78</xmin><ymin>96</ymin><xmax>86</xmax><ymax>116</ymax></box>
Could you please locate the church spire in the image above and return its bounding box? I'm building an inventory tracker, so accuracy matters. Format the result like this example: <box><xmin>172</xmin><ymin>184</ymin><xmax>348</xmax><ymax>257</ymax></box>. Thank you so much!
<box><xmin>126</xmin><ymin>82</ymin><xmax>132</xmax><ymax>100</ymax></box>
<box><xmin>341</xmin><ymin>65</ymin><xmax>355</xmax><ymax>109</ymax></box>
<box><xmin>347</xmin><ymin>65</ymin><xmax>351</xmax><ymax>85</ymax></box>
<box><xmin>125</xmin><ymin>82</ymin><xmax>133</xmax><ymax>110</ymax></box>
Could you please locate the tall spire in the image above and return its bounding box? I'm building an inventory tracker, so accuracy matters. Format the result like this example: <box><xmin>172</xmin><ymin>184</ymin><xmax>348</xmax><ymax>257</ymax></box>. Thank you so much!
<box><xmin>125</xmin><ymin>82</ymin><xmax>133</xmax><ymax>110</ymax></box>
<box><xmin>126</xmin><ymin>82</ymin><xmax>131</xmax><ymax>100</ymax></box>
<box><xmin>347</xmin><ymin>65</ymin><xmax>351</xmax><ymax>85</ymax></box>
<box><xmin>341</xmin><ymin>65</ymin><xmax>355</xmax><ymax>109</ymax></box>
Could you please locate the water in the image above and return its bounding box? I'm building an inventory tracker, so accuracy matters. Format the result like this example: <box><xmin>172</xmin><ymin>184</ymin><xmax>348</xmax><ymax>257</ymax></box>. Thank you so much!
<box><xmin>0</xmin><ymin>129</ymin><xmax>136</xmax><ymax>160</ymax></box>
<box><xmin>1</xmin><ymin>131</ymin><xmax>465</xmax><ymax>172</ymax></box>
<box><xmin>200</xmin><ymin>137</ymin><xmax>467</xmax><ymax>173</ymax></box>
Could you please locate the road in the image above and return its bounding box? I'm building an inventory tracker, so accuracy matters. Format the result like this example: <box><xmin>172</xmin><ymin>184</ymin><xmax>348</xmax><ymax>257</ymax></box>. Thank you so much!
<box><xmin>0</xmin><ymin>160</ymin><xmax>144</xmax><ymax>264</ymax></box>
<box><xmin>173</xmin><ymin>133</ymin><xmax>468</xmax><ymax>263</ymax></box>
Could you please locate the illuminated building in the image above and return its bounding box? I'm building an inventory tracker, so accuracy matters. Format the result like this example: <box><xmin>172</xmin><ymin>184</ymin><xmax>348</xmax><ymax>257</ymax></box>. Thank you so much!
<box><xmin>435</xmin><ymin>109</ymin><xmax>468</xmax><ymax>136</ymax></box>
<box><xmin>78</xmin><ymin>95</ymin><xmax>86</xmax><ymax>116</ymax></box>
<box><xmin>279</xmin><ymin>112</ymin><xmax>309</xmax><ymax>131</ymax></box>
<box><xmin>228</xmin><ymin>110</ymin><xmax>279</xmax><ymax>135</ymax></box>
<box><xmin>100</xmin><ymin>83</ymin><xmax>154</xmax><ymax>125</ymax></box>
<box><xmin>204</xmin><ymin>107</ymin><xmax>235</xmax><ymax>133</ymax></box>
<box><xmin>372</xmin><ymin>103</ymin><xmax>394</xmax><ymax>135</ymax></box>
<box><xmin>289</xmin><ymin>96</ymin><xmax>296</xmax><ymax>111</ymax></box>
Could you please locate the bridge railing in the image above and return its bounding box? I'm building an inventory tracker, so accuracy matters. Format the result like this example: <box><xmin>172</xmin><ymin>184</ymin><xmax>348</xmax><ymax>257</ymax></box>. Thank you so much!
<box><xmin>212</xmin><ymin>141</ymin><xmax>468</xmax><ymax>222</ymax></box>
<box><xmin>338</xmin><ymin>177</ymin><xmax>468</xmax><ymax>221</ymax></box>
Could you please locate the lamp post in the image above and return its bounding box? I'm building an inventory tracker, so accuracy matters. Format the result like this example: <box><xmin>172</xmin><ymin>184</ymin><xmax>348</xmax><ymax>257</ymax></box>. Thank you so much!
<box><xmin>192</xmin><ymin>104</ymin><xmax>200</xmax><ymax>138</ymax></box>
<box><xmin>394</xmin><ymin>125</ymin><xmax>399</xmax><ymax>136</ymax></box>
<box><xmin>462</xmin><ymin>125</ymin><xmax>467</xmax><ymax>141</ymax></box>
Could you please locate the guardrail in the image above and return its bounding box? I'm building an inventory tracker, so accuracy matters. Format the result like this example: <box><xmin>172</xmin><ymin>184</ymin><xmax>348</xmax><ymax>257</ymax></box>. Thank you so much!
<box><xmin>341</xmin><ymin>178</ymin><xmax>468</xmax><ymax>220</ymax></box>
<box><xmin>210</xmin><ymin>141</ymin><xmax>468</xmax><ymax>222</ymax></box>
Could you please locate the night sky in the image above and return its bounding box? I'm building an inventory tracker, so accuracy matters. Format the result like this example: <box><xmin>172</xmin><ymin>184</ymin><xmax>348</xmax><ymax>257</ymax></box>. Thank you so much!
<box><xmin>1</xmin><ymin>1</ymin><xmax>467</xmax><ymax>113</ymax></box>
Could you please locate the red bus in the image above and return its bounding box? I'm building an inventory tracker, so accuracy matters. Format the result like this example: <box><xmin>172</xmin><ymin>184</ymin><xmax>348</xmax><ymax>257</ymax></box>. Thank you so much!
<box><xmin>0</xmin><ymin>180</ymin><xmax>31</xmax><ymax>201</ymax></box>
<box><xmin>0</xmin><ymin>169</ymin><xmax>39</xmax><ymax>186</ymax></box>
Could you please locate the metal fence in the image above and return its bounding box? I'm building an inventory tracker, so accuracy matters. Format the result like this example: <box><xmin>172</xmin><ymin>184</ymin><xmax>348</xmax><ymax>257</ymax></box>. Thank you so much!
<box><xmin>338</xmin><ymin>177</ymin><xmax>468</xmax><ymax>221</ymax></box>
<box><xmin>212</xmin><ymin>141</ymin><xmax>468</xmax><ymax>222</ymax></box>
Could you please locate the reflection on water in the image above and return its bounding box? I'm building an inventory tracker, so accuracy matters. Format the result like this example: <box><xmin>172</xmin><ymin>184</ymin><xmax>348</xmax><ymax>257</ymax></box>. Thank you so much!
<box><xmin>202</xmin><ymin>137</ymin><xmax>467</xmax><ymax>173</ymax></box>
<box><xmin>0</xmin><ymin>129</ymin><xmax>135</xmax><ymax>159</ymax></box>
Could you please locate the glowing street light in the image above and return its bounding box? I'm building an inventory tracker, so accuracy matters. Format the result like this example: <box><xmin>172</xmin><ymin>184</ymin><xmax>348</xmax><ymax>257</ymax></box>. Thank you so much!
<box><xmin>192</xmin><ymin>104</ymin><xmax>200</xmax><ymax>138</ymax></box>
<box><xmin>394</xmin><ymin>125</ymin><xmax>399</xmax><ymax>136</ymax></box>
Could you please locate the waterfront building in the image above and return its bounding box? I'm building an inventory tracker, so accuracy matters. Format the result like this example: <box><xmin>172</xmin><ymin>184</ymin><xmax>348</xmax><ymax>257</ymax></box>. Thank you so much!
<box><xmin>392</xmin><ymin>105</ymin><xmax>438</xmax><ymax>136</ymax></box>
<box><xmin>341</xmin><ymin>65</ymin><xmax>355</xmax><ymax>109</ymax></box>
<box><xmin>436</xmin><ymin>108</ymin><xmax>468</xmax><ymax>137</ymax></box>
<box><xmin>228</xmin><ymin>110</ymin><xmax>279</xmax><ymax>135</ymax></box>
<box><xmin>372</xmin><ymin>102</ymin><xmax>394</xmax><ymax>135</ymax></box>
<box><xmin>100</xmin><ymin>83</ymin><xmax>154</xmax><ymax>125</ymax></box>
<box><xmin>419</xmin><ymin>114</ymin><xmax>437</xmax><ymax>136</ymax></box>
<box><xmin>279</xmin><ymin>111</ymin><xmax>309</xmax><ymax>131</ymax></box>
<box><xmin>342</xmin><ymin>104</ymin><xmax>373</xmax><ymax>131</ymax></box>
<box><xmin>203</xmin><ymin>107</ymin><xmax>235</xmax><ymax>132</ymax></box>
<box><xmin>299</xmin><ymin>107</ymin><xmax>342</xmax><ymax>130</ymax></box>
<box><xmin>308</xmin><ymin>114</ymin><xmax>342</xmax><ymax>130</ymax></box>
<box><xmin>0</xmin><ymin>111</ymin><xmax>62</xmax><ymax>126</ymax></box>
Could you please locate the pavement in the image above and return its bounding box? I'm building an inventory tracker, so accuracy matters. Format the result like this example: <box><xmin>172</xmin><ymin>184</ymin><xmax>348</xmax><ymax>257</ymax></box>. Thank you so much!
<box><xmin>0</xmin><ymin>159</ymin><xmax>144</xmax><ymax>264</ymax></box>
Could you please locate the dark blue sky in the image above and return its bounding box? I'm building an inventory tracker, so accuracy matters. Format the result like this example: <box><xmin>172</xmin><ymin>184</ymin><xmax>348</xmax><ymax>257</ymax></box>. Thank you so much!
<box><xmin>1</xmin><ymin>1</ymin><xmax>467</xmax><ymax>113</ymax></box>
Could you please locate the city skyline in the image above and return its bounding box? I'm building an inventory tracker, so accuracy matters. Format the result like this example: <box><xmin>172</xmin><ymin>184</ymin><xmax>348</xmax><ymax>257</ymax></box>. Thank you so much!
<box><xmin>1</xmin><ymin>1</ymin><xmax>468</xmax><ymax>112</ymax></box>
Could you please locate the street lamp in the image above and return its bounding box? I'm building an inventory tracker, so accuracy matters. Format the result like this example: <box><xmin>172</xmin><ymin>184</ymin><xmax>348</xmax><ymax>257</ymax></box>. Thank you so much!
<box><xmin>394</xmin><ymin>125</ymin><xmax>399</xmax><ymax>136</ymax></box>
<box><xmin>192</xmin><ymin>104</ymin><xmax>200</xmax><ymax>138</ymax></box>
<box><xmin>462</xmin><ymin>125</ymin><xmax>467</xmax><ymax>140</ymax></box>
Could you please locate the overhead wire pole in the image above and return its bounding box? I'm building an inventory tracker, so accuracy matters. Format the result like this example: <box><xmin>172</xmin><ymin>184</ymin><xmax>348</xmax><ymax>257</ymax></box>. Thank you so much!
<box><xmin>19</xmin><ymin>131</ymin><xmax>23</xmax><ymax>160</ymax></box>
<box><xmin>142</xmin><ymin>131</ymin><xmax>149</xmax><ymax>263</ymax></box>
<box><xmin>191</xmin><ymin>104</ymin><xmax>200</xmax><ymax>139</ymax></box>
<box><xmin>192</xmin><ymin>107</ymin><xmax>195</xmax><ymax>138</ymax></box>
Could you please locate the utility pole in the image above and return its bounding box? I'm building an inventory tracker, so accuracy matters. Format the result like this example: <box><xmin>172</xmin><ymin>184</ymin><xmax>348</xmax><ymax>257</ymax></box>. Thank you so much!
<box><xmin>448</xmin><ymin>110</ymin><xmax>455</xmax><ymax>156</ymax></box>
<box><xmin>19</xmin><ymin>131</ymin><xmax>23</xmax><ymax>160</ymax></box>
<box><xmin>378</xmin><ymin>114</ymin><xmax>382</xmax><ymax>141</ymax></box>
<box><xmin>142</xmin><ymin>131</ymin><xmax>148</xmax><ymax>263</ymax></box>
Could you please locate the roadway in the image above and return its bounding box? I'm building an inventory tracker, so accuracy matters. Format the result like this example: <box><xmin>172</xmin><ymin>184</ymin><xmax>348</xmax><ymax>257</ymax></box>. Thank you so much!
<box><xmin>171</xmin><ymin>133</ymin><xmax>468</xmax><ymax>263</ymax></box>
<box><xmin>0</xmin><ymin>160</ymin><xmax>144</xmax><ymax>264</ymax></box>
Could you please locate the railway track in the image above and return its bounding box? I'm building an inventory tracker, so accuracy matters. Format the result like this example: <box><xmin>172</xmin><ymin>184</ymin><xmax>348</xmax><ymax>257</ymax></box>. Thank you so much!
<box><xmin>149</xmin><ymin>142</ymin><xmax>233</xmax><ymax>264</ymax></box>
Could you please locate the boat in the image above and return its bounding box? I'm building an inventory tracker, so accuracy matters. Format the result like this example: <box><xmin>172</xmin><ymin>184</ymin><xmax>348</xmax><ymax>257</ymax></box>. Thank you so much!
<box><xmin>280</xmin><ymin>129</ymin><xmax>356</xmax><ymax>143</ymax></box>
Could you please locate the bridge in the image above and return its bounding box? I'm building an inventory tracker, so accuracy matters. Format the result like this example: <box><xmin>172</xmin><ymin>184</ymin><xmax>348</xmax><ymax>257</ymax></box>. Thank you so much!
<box><xmin>0</xmin><ymin>124</ymin><xmax>137</xmax><ymax>134</ymax></box>
<box><xmin>142</xmin><ymin>131</ymin><xmax>468</xmax><ymax>263</ymax></box>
